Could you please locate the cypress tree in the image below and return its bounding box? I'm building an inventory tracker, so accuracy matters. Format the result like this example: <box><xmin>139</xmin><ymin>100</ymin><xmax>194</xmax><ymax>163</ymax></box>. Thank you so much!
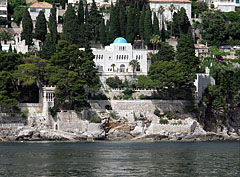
<box><xmin>105</xmin><ymin>20</ymin><xmax>111</xmax><ymax>45</ymax></box>
<box><xmin>77</xmin><ymin>0</ymin><xmax>84</xmax><ymax>25</ymax></box>
<box><xmin>63</xmin><ymin>4</ymin><xmax>79</xmax><ymax>45</ymax></box>
<box><xmin>126</xmin><ymin>6</ymin><xmax>135</xmax><ymax>44</ymax></box>
<box><xmin>0</xmin><ymin>43</ymin><xmax>2</xmax><ymax>51</ymax></box>
<box><xmin>89</xmin><ymin>0</ymin><xmax>102</xmax><ymax>42</ymax></box>
<box><xmin>99</xmin><ymin>19</ymin><xmax>106</xmax><ymax>46</ymax></box>
<box><xmin>84</xmin><ymin>4</ymin><xmax>91</xmax><ymax>42</ymax></box>
<box><xmin>144</xmin><ymin>6</ymin><xmax>152</xmax><ymax>45</ymax></box>
<box><xmin>8</xmin><ymin>44</ymin><xmax>12</xmax><ymax>52</ymax></box>
<box><xmin>153</xmin><ymin>12</ymin><xmax>159</xmax><ymax>35</ymax></box>
<box><xmin>35</xmin><ymin>10</ymin><xmax>47</xmax><ymax>42</ymax></box>
<box><xmin>178</xmin><ymin>7</ymin><xmax>191</xmax><ymax>35</ymax></box>
<box><xmin>39</xmin><ymin>34</ymin><xmax>56</xmax><ymax>59</ymax></box>
<box><xmin>176</xmin><ymin>28</ymin><xmax>199</xmax><ymax>71</ymax></box>
<box><xmin>134</xmin><ymin>6</ymin><xmax>140</xmax><ymax>38</ymax></box>
<box><xmin>109</xmin><ymin>3</ymin><xmax>119</xmax><ymax>42</ymax></box>
<box><xmin>14</xmin><ymin>47</ymin><xmax>17</xmax><ymax>53</ymax></box>
<box><xmin>21</xmin><ymin>9</ymin><xmax>33</xmax><ymax>46</ymax></box>
<box><xmin>161</xmin><ymin>20</ymin><xmax>166</xmax><ymax>42</ymax></box>
<box><xmin>49</xmin><ymin>4</ymin><xmax>58</xmax><ymax>44</ymax></box>
<box><xmin>119</xmin><ymin>4</ymin><xmax>126</xmax><ymax>37</ymax></box>
<box><xmin>139</xmin><ymin>5</ymin><xmax>145</xmax><ymax>40</ymax></box>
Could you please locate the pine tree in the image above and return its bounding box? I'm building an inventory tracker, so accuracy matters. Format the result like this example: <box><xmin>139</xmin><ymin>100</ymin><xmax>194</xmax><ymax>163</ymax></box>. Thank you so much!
<box><xmin>109</xmin><ymin>3</ymin><xmax>119</xmax><ymax>42</ymax></box>
<box><xmin>8</xmin><ymin>44</ymin><xmax>12</xmax><ymax>52</ymax></box>
<box><xmin>153</xmin><ymin>12</ymin><xmax>159</xmax><ymax>35</ymax></box>
<box><xmin>21</xmin><ymin>9</ymin><xmax>33</xmax><ymax>46</ymax></box>
<box><xmin>144</xmin><ymin>6</ymin><xmax>152</xmax><ymax>45</ymax></box>
<box><xmin>126</xmin><ymin>6</ymin><xmax>135</xmax><ymax>44</ymax></box>
<box><xmin>99</xmin><ymin>19</ymin><xmax>106</xmax><ymax>46</ymax></box>
<box><xmin>35</xmin><ymin>10</ymin><xmax>47</xmax><ymax>42</ymax></box>
<box><xmin>89</xmin><ymin>0</ymin><xmax>102</xmax><ymax>42</ymax></box>
<box><xmin>139</xmin><ymin>6</ymin><xmax>145</xmax><ymax>40</ymax></box>
<box><xmin>63</xmin><ymin>4</ymin><xmax>79</xmax><ymax>45</ymax></box>
<box><xmin>49</xmin><ymin>4</ymin><xmax>58</xmax><ymax>44</ymax></box>
<box><xmin>77</xmin><ymin>0</ymin><xmax>84</xmax><ymax>25</ymax></box>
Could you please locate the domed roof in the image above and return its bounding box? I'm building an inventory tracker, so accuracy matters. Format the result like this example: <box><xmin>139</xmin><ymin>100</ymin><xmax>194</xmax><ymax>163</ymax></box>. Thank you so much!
<box><xmin>113</xmin><ymin>37</ymin><xmax>127</xmax><ymax>44</ymax></box>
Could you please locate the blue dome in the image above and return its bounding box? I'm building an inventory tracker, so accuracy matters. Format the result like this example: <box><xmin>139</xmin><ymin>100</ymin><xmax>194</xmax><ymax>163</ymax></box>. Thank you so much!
<box><xmin>113</xmin><ymin>37</ymin><xmax>127</xmax><ymax>44</ymax></box>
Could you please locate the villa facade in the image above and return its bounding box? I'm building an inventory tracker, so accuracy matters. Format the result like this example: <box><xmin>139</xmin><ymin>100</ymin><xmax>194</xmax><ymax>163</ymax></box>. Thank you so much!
<box><xmin>205</xmin><ymin>0</ymin><xmax>240</xmax><ymax>12</ymax></box>
<box><xmin>28</xmin><ymin>2</ymin><xmax>56</xmax><ymax>22</ymax></box>
<box><xmin>149</xmin><ymin>0</ymin><xmax>192</xmax><ymax>22</ymax></box>
<box><xmin>92</xmin><ymin>37</ymin><xmax>150</xmax><ymax>79</ymax></box>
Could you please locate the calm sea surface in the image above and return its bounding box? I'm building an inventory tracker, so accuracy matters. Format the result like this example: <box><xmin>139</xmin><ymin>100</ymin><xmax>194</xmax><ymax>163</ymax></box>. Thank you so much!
<box><xmin>0</xmin><ymin>141</ymin><xmax>239</xmax><ymax>177</ymax></box>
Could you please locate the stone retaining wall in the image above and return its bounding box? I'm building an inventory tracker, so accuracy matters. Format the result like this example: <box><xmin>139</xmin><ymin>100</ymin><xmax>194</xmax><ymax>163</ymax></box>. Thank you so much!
<box><xmin>18</xmin><ymin>103</ymin><xmax>42</xmax><ymax>113</ymax></box>
<box><xmin>90</xmin><ymin>100</ymin><xmax>191</xmax><ymax>117</ymax></box>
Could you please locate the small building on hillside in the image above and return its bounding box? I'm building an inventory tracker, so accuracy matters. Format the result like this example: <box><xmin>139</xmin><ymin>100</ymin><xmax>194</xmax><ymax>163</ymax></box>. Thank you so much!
<box><xmin>149</xmin><ymin>0</ymin><xmax>192</xmax><ymax>22</ymax></box>
<box><xmin>195</xmin><ymin>44</ymin><xmax>209</xmax><ymax>58</ymax></box>
<box><xmin>0</xmin><ymin>0</ymin><xmax>8</xmax><ymax>19</ymax></box>
<box><xmin>92</xmin><ymin>37</ymin><xmax>150</xmax><ymax>79</ymax></box>
<box><xmin>205</xmin><ymin>0</ymin><xmax>240</xmax><ymax>12</ymax></box>
<box><xmin>28</xmin><ymin>2</ymin><xmax>55</xmax><ymax>22</ymax></box>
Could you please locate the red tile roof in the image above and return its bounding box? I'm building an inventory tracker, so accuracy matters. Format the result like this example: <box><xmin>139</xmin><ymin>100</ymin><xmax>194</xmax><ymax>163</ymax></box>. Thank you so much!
<box><xmin>30</xmin><ymin>2</ymin><xmax>53</xmax><ymax>8</ymax></box>
<box><xmin>148</xmin><ymin>0</ymin><xmax>191</xmax><ymax>3</ymax></box>
<box><xmin>194</xmin><ymin>44</ymin><xmax>208</xmax><ymax>49</ymax></box>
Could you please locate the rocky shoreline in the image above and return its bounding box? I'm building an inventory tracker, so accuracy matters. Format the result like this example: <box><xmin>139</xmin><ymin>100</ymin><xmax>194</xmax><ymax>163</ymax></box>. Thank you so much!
<box><xmin>1</xmin><ymin>125</ymin><xmax>239</xmax><ymax>142</ymax></box>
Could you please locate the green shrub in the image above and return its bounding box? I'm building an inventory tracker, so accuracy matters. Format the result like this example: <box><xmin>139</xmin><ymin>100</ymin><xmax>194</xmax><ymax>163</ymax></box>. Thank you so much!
<box><xmin>106</xmin><ymin>76</ymin><xmax>123</xmax><ymax>88</ymax></box>
<box><xmin>109</xmin><ymin>111</ymin><xmax>117</xmax><ymax>119</ymax></box>
<box><xmin>165</xmin><ymin>111</ymin><xmax>173</xmax><ymax>120</ymax></box>
<box><xmin>89</xmin><ymin>115</ymin><xmax>101</xmax><ymax>123</ymax></box>
<box><xmin>91</xmin><ymin>94</ymin><xmax>108</xmax><ymax>100</ymax></box>
<box><xmin>159</xmin><ymin>119</ymin><xmax>169</xmax><ymax>124</ymax></box>
<box><xmin>154</xmin><ymin>109</ymin><xmax>160</xmax><ymax>117</ymax></box>
<box><xmin>138</xmin><ymin>94</ymin><xmax>146</xmax><ymax>99</ymax></box>
<box><xmin>177</xmin><ymin>120</ymin><xmax>182</xmax><ymax>125</ymax></box>
<box><xmin>122</xmin><ymin>94</ymin><xmax>132</xmax><ymax>100</ymax></box>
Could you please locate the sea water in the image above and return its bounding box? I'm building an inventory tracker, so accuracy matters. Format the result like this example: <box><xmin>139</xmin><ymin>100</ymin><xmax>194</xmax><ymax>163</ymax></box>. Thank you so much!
<box><xmin>0</xmin><ymin>141</ymin><xmax>239</xmax><ymax>176</ymax></box>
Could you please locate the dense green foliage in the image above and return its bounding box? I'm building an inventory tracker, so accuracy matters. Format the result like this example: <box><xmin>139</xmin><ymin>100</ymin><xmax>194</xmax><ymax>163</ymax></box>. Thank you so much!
<box><xmin>150</xmin><ymin>42</ymin><xmax>175</xmax><ymax>63</ymax></box>
<box><xmin>106</xmin><ymin>76</ymin><xmax>123</xmax><ymax>88</ymax></box>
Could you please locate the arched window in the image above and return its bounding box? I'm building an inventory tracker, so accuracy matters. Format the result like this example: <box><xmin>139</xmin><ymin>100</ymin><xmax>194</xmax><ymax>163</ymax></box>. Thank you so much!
<box><xmin>120</xmin><ymin>64</ymin><xmax>125</xmax><ymax>72</ymax></box>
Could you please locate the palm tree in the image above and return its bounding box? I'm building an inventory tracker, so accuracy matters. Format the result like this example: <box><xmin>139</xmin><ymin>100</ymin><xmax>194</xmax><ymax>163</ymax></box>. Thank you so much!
<box><xmin>111</xmin><ymin>63</ymin><xmax>115</xmax><ymax>72</ymax></box>
<box><xmin>158</xmin><ymin>6</ymin><xmax>165</xmax><ymax>30</ymax></box>
<box><xmin>0</xmin><ymin>30</ymin><xmax>13</xmax><ymax>44</ymax></box>
<box><xmin>150</xmin><ymin>34</ymin><xmax>161</xmax><ymax>52</ymax></box>
<box><xmin>169</xmin><ymin>4</ymin><xmax>175</xmax><ymax>37</ymax></box>
<box><xmin>129</xmin><ymin>59</ymin><xmax>140</xmax><ymax>77</ymax></box>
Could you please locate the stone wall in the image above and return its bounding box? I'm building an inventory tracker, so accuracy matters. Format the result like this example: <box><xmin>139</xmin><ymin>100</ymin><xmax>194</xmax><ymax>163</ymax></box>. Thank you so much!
<box><xmin>90</xmin><ymin>100</ymin><xmax>191</xmax><ymax>117</ymax></box>
<box><xmin>18</xmin><ymin>103</ymin><xmax>42</xmax><ymax>114</ymax></box>
<box><xmin>105</xmin><ymin>89</ymin><xmax>155</xmax><ymax>99</ymax></box>
<box><xmin>0</xmin><ymin>113</ymin><xmax>27</xmax><ymax>124</ymax></box>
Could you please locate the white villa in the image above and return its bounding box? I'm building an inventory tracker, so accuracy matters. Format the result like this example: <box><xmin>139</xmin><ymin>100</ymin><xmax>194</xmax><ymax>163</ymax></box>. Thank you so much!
<box><xmin>28</xmin><ymin>2</ymin><xmax>56</xmax><ymax>22</ymax></box>
<box><xmin>149</xmin><ymin>0</ymin><xmax>192</xmax><ymax>22</ymax></box>
<box><xmin>92</xmin><ymin>37</ymin><xmax>150</xmax><ymax>79</ymax></box>
<box><xmin>205</xmin><ymin>0</ymin><xmax>240</xmax><ymax>12</ymax></box>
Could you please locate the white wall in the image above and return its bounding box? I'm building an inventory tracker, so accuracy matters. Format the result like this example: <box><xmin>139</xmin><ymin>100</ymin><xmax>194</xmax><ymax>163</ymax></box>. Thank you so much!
<box><xmin>149</xmin><ymin>2</ymin><xmax>192</xmax><ymax>22</ymax></box>
<box><xmin>92</xmin><ymin>42</ymin><xmax>148</xmax><ymax>76</ymax></box>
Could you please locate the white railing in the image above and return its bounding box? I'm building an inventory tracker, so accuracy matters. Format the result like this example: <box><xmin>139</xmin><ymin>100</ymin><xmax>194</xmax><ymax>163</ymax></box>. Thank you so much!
<box><xmin>0</xmin><ymin>123</ymin><xmax>24</xmax><ymax>127</ymax></box>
